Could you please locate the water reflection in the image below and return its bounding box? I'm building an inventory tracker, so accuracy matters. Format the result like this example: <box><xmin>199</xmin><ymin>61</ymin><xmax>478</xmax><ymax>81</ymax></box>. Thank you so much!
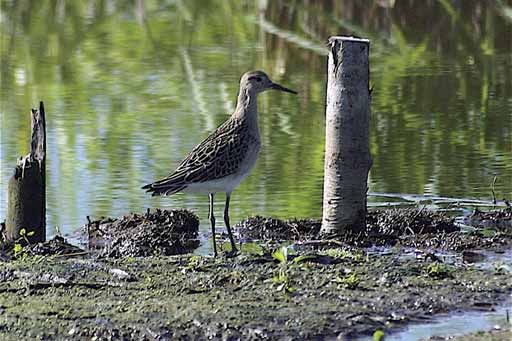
<box><xmin>1</xmin><ymin>0</ymin><xmax>511</xmax><ymax>237</ymax></box>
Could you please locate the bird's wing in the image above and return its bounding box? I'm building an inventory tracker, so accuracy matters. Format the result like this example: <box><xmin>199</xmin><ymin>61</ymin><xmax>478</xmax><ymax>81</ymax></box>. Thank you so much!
<box><xmin>144</xmin><ymin>117</ymin><xmax>253</xmax><ymax>195</ymax></box>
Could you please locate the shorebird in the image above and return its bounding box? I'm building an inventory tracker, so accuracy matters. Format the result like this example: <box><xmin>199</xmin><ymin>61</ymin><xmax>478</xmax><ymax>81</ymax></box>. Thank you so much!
<box><xmin>142</xmin><ymin>70</ymin><xmax>297</xmax><ymax>256</ymax></box>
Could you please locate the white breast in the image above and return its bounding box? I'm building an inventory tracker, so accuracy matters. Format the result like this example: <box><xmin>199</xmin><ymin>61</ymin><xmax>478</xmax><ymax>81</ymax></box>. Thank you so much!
<box><xmin>184</xmin><ymin>140</ymin><xmax>260</xmax><ymax>194</ymax></box>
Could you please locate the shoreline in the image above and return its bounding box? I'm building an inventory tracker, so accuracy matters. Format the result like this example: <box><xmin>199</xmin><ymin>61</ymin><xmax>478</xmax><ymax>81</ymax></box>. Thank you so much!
<box><xmin>0</xmin><ymin>207</ymin><xmax>511</xmax><ymax>339</ymax></box>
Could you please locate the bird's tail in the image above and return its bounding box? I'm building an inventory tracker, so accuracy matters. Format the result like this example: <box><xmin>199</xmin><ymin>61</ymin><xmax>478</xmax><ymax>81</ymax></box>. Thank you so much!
<box><xmin>141</xmin><ymin>181</ymin><xmax>186</xmax><ymax>197</ymax></box>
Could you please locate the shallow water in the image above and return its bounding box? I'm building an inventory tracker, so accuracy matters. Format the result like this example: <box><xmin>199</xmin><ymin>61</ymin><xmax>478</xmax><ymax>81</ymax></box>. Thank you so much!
<box><xmin>384</xmin><ymin>304</ymin><xmax>511</xmax><ymax>341</ymax></box>
<box><xmin>1</xmin><ymin>1</ymin><xmax>511</xmax><ymax>237</ymax></box>
<box><xmin>358</xmin><ymin>248</ymin><xmax>512</xmax><ymax>341</ymax></box>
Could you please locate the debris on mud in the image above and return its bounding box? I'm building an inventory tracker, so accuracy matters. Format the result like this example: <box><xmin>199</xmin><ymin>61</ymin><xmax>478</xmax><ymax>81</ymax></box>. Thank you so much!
<box><xmin>366</xmin><ymin>208</ymin><xmax>459</xmax><ymax>235</ymax></box>
<box><xmin>86</xmin><ymin>208</ymin><xmax>199</xmax><ymax>258</ymax></box>
<box><xmin>464</xmin><ymin>207</ymin><xmax>512</xmax><ymax>231</ymax></box>
<box><xmin>0</xmin><ymin>207</ymin><xmax>511</xmax><ymax>339</ymax></box>
<box><xmin>0</xmin><ymin>235</ymin><xmax>84</xmax><ymax>261</ymax></box>
<box><xmin>236</xmin><ymin>208</ymin><xmax>512</xmax><ymax>251</ymax></box>
<box><xmin>26</xmin><ymin>235</ymin><xmax>85</xmax><ymax>256</ymax></box>
<box><xmin>235</xmin><ymin>216</ymin><xmax>321</xmax><ymax>240</ymax></box>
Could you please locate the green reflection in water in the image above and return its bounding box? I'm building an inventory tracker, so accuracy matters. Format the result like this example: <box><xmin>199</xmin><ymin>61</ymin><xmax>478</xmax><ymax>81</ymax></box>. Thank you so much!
<box><xmin>1</xmin><ymin>0</ymin><xmax>511</xmax><ymax>237</ymax></box>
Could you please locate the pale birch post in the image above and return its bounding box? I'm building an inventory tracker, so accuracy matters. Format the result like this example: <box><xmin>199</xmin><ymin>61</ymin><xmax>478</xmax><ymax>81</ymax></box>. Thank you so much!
<box><xmin>321</xmin><ymin>37</ymin><xmax>372</xmax><ymax>235</ymax></box>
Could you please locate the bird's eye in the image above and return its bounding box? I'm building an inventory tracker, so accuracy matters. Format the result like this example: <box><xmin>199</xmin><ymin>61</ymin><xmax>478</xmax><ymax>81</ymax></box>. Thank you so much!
<box><xmin>255</xmin><ymin>77</ymin><xmax>262</xmax><ymax>82</ymax></box>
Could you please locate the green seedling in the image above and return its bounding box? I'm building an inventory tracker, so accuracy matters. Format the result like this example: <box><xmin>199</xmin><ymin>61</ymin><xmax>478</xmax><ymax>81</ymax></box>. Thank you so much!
<box><xmin>12</xmin><ymin>228</ymin><xmax>36</xmax><ymax>260</ymax></box>
<box><xmin>272</xmin><ymin>269</ymin><xmax>295</xmax><ymax>294</ymax></box>
<box><xmin>13</xmin><ymin>243</ymin><xmax>23</xmax><ymax>256</ymax></box>
<box><xmin>272</xmin><ymin>246</ymin><xmax>289</xmax><ymax>264</ymax></box>
<box><xmin>334</xmin><ymin>273</ymin><xmax>360</xmax><ymax>289</ymax></box>
<box><xmin>185</xmin><ymin>255</ymin><xmax>202</xmax><ymax>271</ymax></box>
<box><xmin>373</xmin><ymin>329</ymin><xmax>385</xmax><ymax>341</ymax></box>
<box><xmin>321</xmin><ymin>248</ymin><xmax>361</xmax><ymax>261</ymax></box>
<box><xmin>426</xmin><ymin>262</ymin><xmax>452</xmax><ymax>279</ymax></box>
<box><xmin>19</xmin><ymin>228</ymin><xmax>35</xmax><ymax>242</ymax></box>
<box><xmin>269</xmin><ymin>245</ymin><xmax>299</xmax><ymax>294</ymax></box>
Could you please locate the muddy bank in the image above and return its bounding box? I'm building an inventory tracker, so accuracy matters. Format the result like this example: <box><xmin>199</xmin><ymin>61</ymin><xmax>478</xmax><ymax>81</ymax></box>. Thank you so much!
<box><xmin>85</xmin><ymin>208</ymin><xmax>200</xmax><ymax>257</ymax></box>
<box><xmin>0</xmin><ymin>209</ymin><xmax>200</xmax><ymax>260</ymax></box>
<box><xmin>0</xmin><ymin>248</ymin><xmax>510</xmax><ymax>339</ymax></box>
<box><xmin>236</xmin><ymin>208</ymin><xmax>512</xmax><ymax>251</ymax></box>
<box><xmin>0</xmin><ymin>207</ymin><xmax>511</xmax><ymax>339</ymax></box>
<box><xmin>3</xmin><ymin>207</ymin><xmax>509</xmax><ymax>261</ymax></box>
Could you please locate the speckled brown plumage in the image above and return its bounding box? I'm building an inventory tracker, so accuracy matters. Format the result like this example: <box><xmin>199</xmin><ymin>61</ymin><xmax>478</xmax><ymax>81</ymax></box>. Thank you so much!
<box><xmin>144</xmin><ymin>117</ymin><xmax>258</xmax><ymax>196</ymax></box>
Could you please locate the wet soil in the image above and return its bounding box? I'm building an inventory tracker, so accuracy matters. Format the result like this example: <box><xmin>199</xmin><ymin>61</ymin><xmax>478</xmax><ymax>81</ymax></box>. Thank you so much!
<box><xmin>0</xmin><ymin>249</ymin><xmax>510</xmax><ymax>340</ymax></box>
<box><xmin>236</xmin><ymin>208</ymin><xmax>512</xmax><ymax>251</ymax></box>
<box><xmin>0</xmin><ymin>207</ymin><xmax>510</xmax><ymax>339</ymax></box>
<box><xmin>85</xmin><ymin>208</ymin><xmax>199</xmax><ymax>257</ymax></box>
<box><xmin>464</xmin><ymin>207</ymin><xmax>512</xmax><ymax>231</ymax></box>
<box><xmin>452</xmin><ymin>328</ymin><xmax>512</xmax><ymax>341</ymax></box>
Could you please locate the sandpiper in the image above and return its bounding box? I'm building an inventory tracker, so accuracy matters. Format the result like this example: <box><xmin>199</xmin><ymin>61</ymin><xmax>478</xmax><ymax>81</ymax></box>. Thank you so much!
<box><xmin>142</xmin><ymin>70</ymin><xmax>297</xmax><ymax>256</ymax></box>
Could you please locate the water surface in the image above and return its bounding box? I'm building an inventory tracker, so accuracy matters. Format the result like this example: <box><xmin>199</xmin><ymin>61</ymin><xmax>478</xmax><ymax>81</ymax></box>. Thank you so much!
<box><xmin>1</xmin><ymin>0</ymin><xmax>511</xmax><ymax>236</ymax></box>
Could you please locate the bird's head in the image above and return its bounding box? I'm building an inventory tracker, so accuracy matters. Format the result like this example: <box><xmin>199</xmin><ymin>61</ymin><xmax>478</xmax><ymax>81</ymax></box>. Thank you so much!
<box><xmin>240</xmin><ymin>70</ymin><xmax>297</xmax><ymax>95</ymax></box>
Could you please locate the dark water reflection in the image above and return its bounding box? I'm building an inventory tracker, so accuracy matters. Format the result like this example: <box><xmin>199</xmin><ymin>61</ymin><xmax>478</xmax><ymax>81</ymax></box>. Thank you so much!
<box><xmin>1</xmin><ymin>0</ymin><xmax>511</xmax><ymax>237</ymax></box>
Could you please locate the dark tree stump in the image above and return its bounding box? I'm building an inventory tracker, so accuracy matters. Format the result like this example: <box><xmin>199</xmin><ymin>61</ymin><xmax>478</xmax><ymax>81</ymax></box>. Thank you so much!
<box><xmin>5</xmin><ymin>102</ymin><xmax>46</xmax><ymax>244</ymax></box>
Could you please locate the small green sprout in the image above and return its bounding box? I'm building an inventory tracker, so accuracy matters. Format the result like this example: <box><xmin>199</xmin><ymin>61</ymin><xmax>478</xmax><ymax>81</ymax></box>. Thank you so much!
<box><xmin>185</xmin><ymin>255</ymin><xmax>202</xmax><ymax>271</ymax></box>
<box><xmin>17</xmin><ymin>228</ymin><xmax>35</xmax><ymax>245</ymax></box>
<box><xmin>373</xmin><ymin>329</ymin><xmax>385</xmax><ymax>341</ymax></box>
<box><xmin>426</xmin><ymin>263</ymin><xmax>452</xmax><ymax>279</ymax></box>
<box><xmin>13</xmin><ymin>243</ymin><xmax>23</xmax><ymax>255</ymax></box>
<box><xmin>272</xmin><ymin>269</ymin><xmax>295</xmax><ymax>294</ymax></box>
<box><xmin>321</xmin><ymin>248</ymin><xmax>362</xmax><ymax>261</ymax></box>
<box><xmin>272</xmin><ymin>246</ymin><xmax>288</xmax><ymax>264</ymax></box>
<box><xmin>12</xmin><ymin>228</ymin><xmax>37</xmax><ymax>260</ymax></box>
<box><xmin>335</xmin><ymin>273</ymin><xmax>360</xmax><ymax>289</ymax></box>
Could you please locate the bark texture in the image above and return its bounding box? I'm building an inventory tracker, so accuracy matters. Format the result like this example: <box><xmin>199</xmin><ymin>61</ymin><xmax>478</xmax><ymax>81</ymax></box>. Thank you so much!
<box><xmin>321</xmin><ymin>37</ymin><xmax>372</xmax><ymax>234</ymax></box>
<box><xmin>5</xmin><ymin>102</ymin><xmax>46</xmax><ymax>243</ymax></box>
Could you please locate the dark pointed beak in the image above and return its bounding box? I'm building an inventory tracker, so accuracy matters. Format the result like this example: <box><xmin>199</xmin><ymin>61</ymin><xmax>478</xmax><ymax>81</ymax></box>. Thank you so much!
<box><xmin>270</xmin><ymin>82</ymin><xmax>298</xmax><ymax>94</ymax></box>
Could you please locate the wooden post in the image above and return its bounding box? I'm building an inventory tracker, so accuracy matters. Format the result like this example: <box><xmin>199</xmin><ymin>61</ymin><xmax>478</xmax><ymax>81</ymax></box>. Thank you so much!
<box><xmin>321</xmin><ymin>37</ymin><xmax>372</xmax><ymax>235</ymax></box>
<box><xmin>5</xmin><ymin>102</ymin><xmax>46</xmax><ymax>244</ymax></box>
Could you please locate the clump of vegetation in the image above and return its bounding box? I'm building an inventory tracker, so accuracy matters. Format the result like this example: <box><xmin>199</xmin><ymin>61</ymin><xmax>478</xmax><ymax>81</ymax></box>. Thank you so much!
<box><xmin>271</xmin><ymin>246</ymin><xmax>289</xmax><ymax>264</ymax></box>
<box><xmin>320</xmin><ymin>248</ymin><xmax>363</xmax><ymax>261</ymax></box>
<box><xmin>271</xmin><ymin>269</ymin><xmax>295</xmax><ymax>294</ymax></box>
<box><xmin>12</xmin><ymin>228</ymin><xmax>35</xmax><ymax>259</ymax></box>
<box><xmin>268</xmin><ymin>246</ymin><xmax>296</xmax><ymax>294</ymax></box>
<box><xmin>366</xmin><ymin>209</ymin><xmax>459</xmax><ymax>236</ymax></box>
<box><xmin>464</xmin><ymin>207</ymin><xmax>512</xmax><ymax>232</ymax></box>
<box><xmin>185</xmin><ymin>255</ymin><xmax>202</xmax><ymax>271</ymax></box>
<box><xmin>334</xmin><ymin>272</ymin><xmax>361</xmax><ymax>289</ymax></box>
<box><xmin>425</xmin><ymin>262</ymin><xmax>452</xmax><ymax>279</ymax></box>
<box><xmin>373</xmin><ymin>329</ymin><xmax>385</xmax><ymax>341</ymax></box>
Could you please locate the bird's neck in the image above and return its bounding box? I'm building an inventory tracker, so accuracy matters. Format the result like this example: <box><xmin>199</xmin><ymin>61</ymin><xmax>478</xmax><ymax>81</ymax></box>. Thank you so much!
<box><xmin>233</xmin><ymin>87</ymin><xmax>258</xmax><ymax>123</ymax></box>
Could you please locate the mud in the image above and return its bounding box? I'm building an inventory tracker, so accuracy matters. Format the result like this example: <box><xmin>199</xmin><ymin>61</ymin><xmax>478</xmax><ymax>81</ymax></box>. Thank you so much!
<box><xmin>0</xmin><ymin>248</ymin><xmax>510</xmax><ymax>340</ymax></box>
<box><xmin>236</xmin><ymin>208</ymin><xmax>512</xmax><ymax>251</ymax></box>
<box><xmin>235</xmin><ymin>216</ymin><xmax>321</xmax><ymax>241</ymax></box>
<box><xmin>464</xmin><ymin>206</ymin><xmax>512</xmax><ymax>231</ymax></box>
<box><xmin>0</xmin><ymin>207</ymin><xmax>510</xmax><ymax>339</ymax></box>
<box><xmin>452</xmin><ymin>328</ymin><xmax>512</xmax><ymax>341</ymax></box>
<box><xmin>85</xmin><ymin>208</ymin><xmax>199</xmax><ymax>257</ymax></box>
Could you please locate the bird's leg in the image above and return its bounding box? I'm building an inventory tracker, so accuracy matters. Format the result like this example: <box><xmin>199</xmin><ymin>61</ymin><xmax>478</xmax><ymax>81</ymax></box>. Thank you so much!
<box><xmin>224</xmin><ymin>193</ymin><xmax>238</xmax><ymax>256</ymax></box>
<box><xmin>209</xmin><ymin>193</ymin><xmax>217</xmax><ymax>257</ymax></box>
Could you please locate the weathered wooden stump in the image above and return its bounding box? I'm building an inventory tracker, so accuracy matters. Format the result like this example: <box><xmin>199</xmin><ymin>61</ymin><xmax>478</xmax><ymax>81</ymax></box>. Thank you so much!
<box><xmin>5</xmin><ymin>102</ymin><xmax>46</xmax><ymax>244</ymax></box>
<box><xmin>321</xmin><ymin>36</ymin><xmax>372</xmax><ymax>235</ymax></box>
